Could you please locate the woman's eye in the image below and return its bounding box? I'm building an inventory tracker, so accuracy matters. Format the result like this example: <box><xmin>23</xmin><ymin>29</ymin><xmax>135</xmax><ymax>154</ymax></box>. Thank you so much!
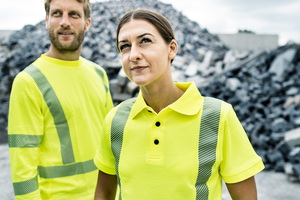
<box><xmin>141</xmin><ymin>38</ymin><xmax>151</xmax><ymax>44</ymax></box>
<box><xmin>119</xmin><ymin>44</ymin><xmax>130</xmax><ymax>51</ymax></box>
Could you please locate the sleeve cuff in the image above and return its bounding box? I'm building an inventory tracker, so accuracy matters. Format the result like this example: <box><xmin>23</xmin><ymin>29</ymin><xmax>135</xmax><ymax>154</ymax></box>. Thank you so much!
<box><xmin>223</xmin><ymin>158</ymin><xmax>265</xmax><ymax>183</ymax></box>
<box><xmin>93</xmin><ymin>154</ymin><xmax>116</xmax><ymax>175</ymax></box>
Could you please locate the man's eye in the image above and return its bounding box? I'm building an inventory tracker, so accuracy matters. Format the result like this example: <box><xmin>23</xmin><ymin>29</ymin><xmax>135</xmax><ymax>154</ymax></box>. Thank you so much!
<box><xmin>70</xmin><ymin>12</ymin><xmax>80</xmax><ymax>18</ymax></box>
<box><xmin>52</xmin><ymin>11</ymin><xmax>62</xmax><ymax>17</ymax></box>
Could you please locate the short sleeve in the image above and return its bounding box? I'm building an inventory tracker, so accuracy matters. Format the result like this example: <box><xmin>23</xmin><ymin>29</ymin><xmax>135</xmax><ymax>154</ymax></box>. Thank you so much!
<box><xmin>94</xmin><ymin>110</ymin><xmax>117</xmax><ymax>175</ymax></box>
<box><xmin>219</xmin><ymin>105</ymin><xmax>264</xmax><ymax>183</ymax></box>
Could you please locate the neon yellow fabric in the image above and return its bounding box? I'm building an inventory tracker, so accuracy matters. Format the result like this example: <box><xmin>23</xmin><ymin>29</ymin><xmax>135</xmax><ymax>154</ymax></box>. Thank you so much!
<box><xmin>8</xmin><ymin>54</ymin><xmax>113</xmax><ymax>200</ymax></box>
<box><xmin>94</xmin><ymin>82</ymin><xmax>264</xmax><ymax>200</ymax></box>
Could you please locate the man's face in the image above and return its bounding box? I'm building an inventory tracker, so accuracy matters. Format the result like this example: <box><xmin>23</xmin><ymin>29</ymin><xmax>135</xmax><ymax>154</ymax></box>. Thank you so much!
<box><xmin>46</xmin><ymin>0</ymin><xmax>91</xmax><ymax>53</ymax></box>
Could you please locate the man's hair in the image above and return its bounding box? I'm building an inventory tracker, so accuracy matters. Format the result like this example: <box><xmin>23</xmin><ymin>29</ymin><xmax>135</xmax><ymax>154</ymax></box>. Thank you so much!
<box><xmin>44</xmin><ymin>0</ymin><xmax>91</xmax><ymax>19</ymax></box>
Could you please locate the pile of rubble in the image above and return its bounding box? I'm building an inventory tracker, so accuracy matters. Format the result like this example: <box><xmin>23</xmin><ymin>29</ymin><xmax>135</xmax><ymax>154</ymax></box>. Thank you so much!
<box><xmin>0</xmin><ymin>0</ymin><xmax>300</xmax><ymax>182</ymax></box>
<box><xmin>194</xmin><ymin>45</ymin><xmax>300</xmax><ymax>182</ymax></box>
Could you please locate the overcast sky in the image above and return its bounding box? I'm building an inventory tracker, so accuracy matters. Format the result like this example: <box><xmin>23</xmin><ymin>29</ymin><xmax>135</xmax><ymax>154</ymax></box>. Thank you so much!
<box><xmin>1</xmin><ymin>0</ymin><xmax>299</xmax><ymax>45</ymax></box>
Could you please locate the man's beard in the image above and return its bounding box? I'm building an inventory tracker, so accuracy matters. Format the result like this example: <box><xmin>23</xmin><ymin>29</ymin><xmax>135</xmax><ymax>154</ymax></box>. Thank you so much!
<box><xmin>48</xmin><ymin>27</ymin><xmax>85</xmax><ymax>53</ymax></box>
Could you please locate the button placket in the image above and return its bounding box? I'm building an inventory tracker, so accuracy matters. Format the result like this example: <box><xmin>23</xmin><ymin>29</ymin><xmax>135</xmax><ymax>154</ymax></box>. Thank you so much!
<box><xmin>147</xmin><ymin>119</ymin><xmax>163</xmax><ymax>161</ymax></box>
<box><xmin>154</xmin><ymin>121</ymin><xmax>161</xmax><ymax>145</ymax></box>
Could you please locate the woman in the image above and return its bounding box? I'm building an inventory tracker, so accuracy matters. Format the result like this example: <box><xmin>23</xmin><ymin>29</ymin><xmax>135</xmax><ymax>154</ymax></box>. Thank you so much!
<box><xmin>94</xmin><ymin>8</ymin><xmax>264</xmax><ymax>200</ymax></box>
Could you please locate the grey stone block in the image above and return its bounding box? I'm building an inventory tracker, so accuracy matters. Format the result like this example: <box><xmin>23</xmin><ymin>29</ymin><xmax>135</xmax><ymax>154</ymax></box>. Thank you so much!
<box><xmin>285</xmin><ymin>128</ymin><xmax>300</xmax><ymax>147</ymax></box>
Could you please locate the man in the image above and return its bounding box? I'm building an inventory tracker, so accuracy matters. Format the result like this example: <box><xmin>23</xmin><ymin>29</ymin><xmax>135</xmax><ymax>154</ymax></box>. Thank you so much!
<box><xmin>8</xmin><ymin>0</ymin><xmax>113</xmax><ymax>199</ymax></box>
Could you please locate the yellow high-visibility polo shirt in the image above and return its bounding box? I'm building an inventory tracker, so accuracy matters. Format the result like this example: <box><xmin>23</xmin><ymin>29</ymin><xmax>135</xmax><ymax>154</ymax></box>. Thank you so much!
<box><xmin>94</xmin><ymin>82</ymin><xmax>264</xmax><ymax>200</ymax></box>
<box><xmin>8</xmin><ymin>54</ymin><xmax>113</xmax><ymax>200</ymax></box>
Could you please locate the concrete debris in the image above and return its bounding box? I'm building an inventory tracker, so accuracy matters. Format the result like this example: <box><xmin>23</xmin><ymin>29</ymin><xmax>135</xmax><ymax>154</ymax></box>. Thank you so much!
<box><xmin>269</xmin><ymin>48</ymin><xmax>297</xmax><ymax>81</ymax></box>
<box><xmin>0</xmin><ymin>0</ymin><xmax>299</xmax><ymax>183</ymax></box>
<box><xmin>285</xmin><ymin>128</ymin><xmax>300</xmax><ymax>147</ymax></box>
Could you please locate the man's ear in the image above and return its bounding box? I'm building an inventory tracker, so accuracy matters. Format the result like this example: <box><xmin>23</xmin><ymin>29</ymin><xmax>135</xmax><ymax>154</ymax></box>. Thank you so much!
<box><xmin>45</xmin><ymin>16</ymin><xmax>49</xmax><ymax>29</ymax></box>
<box><xmin>169</xmin><ymin>39</ymin><xmax>178</xmax><ymax>60</ymax></box>
<box><xmin>84</xmin><ymin>18</ymin><xmax>91</xmax><ymax>32</ymax></box>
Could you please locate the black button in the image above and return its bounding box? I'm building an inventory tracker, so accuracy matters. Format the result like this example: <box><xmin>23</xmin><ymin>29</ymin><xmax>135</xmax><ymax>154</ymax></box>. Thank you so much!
<box><xmin>154</xmin><ymin>139</ymin><xmax>159</xmax><ymax>145</ymax></box>
<box><xmin>155</xmin><ymin>121</ymin><xmax>161</xmax><ymax>127</ymax></box>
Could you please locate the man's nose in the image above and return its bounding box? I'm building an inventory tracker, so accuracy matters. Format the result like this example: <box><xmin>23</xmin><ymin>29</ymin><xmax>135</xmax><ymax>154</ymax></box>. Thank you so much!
<box><xmin>60</xmin><ymin>13</ymin><xmax>71</xmax><ymax>27</ymax></box>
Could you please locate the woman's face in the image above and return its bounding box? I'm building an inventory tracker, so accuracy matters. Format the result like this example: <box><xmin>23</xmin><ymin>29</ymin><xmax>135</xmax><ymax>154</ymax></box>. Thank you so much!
<box><xmin>117</xmin><ymin>19</ymin><xmax>177</xmax><ymax>86</ymax></box>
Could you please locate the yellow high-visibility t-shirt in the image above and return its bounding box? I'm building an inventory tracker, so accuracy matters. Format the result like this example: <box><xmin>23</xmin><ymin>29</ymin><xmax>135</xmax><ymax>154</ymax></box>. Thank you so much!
<box><xmin>94</xmin><ymin>82</ymin><xmax>264</xmax><ymax>200</ymax></box>
<box><xmin>9</xmin><ymin>54</ymin><xmax>113</xmax><ymax>200</ymax></box>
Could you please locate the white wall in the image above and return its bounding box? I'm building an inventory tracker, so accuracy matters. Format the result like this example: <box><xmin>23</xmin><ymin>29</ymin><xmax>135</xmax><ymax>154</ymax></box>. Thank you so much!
<box><xmin>217</xmin><ymin>33</ymin><xmax>279</xmax><ymax>51</ymax></box>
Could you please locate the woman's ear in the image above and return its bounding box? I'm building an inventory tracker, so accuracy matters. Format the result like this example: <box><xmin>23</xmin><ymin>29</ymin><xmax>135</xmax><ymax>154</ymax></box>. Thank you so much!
<box><xmin>169</xmin><ymin>39</ymin><xmax>177</xmax><ymax>60</ymax></box>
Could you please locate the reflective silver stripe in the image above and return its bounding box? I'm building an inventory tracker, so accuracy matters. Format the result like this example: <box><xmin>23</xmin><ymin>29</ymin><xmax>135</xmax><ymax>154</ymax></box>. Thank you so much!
<box><xmin>13</xmin><ymin>174</ymin><xmax>39</xmax><ymax>196</ymax></box>
<box><xmin>110</xmin><ymin>98</ymin><xmax>136</xmax><ymax>200</ymax></box>
<box><xmin>195</xmin><ymin>97</ymin><xmax>221</xmax><ymax>199</ymax></box>
<box><xmin>25</xmin><ymin>65</ymin><xmax>75</xmax><ymax>164</ymax></box>
<box><xmin>38</xmin><ymin>159</ymin><xmax>97</xmax><ymax>178</ymax></box>
<box><xmin>8</xmin><ymin>134</ymin><xmax>43</xmax><ymax>148</ymax></box>
<box><xmin>109</xmin><ymin>97</ymin><xmax>221</xmax><ymax>199</ymax></box>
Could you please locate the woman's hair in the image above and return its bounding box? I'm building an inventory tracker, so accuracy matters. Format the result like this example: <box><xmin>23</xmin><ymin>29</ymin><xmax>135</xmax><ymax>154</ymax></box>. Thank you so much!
<box><xmin>44</xmin><ymin>0</ymin><xmax>91</xmax><ymax>19</ymax></box>
<box><xmin>116</xmin><ymin>8</ymin><xmax>175</xmax><ymax>52</ymax></box>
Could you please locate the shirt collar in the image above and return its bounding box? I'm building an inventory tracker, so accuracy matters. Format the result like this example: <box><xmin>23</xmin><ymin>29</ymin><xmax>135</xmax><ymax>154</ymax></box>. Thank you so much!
<box><xmin>169</xmin><ymin>82</ymin><xmax>203</xmax><ymax>115</ymax></box>
<box><xmin>41</xmin><ymin>54</ymin><xmax>83</xmax><ymax>68</ymax></box>
<box><xmin>131</xmin><ymin>82</ymin><xmax>203</xmax><ymax>118</ymax></box>
<box><xmin>131</xmin><ymin>91</ymin><xmax>149</xmax><ymax>119</ymax></box>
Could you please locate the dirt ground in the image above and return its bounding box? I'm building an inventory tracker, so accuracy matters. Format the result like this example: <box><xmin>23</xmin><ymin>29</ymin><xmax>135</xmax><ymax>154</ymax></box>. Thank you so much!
<box><xmin>1</xmin><ymin>143</ymin><xmax>299</xmax><ymax>200</ymax></box>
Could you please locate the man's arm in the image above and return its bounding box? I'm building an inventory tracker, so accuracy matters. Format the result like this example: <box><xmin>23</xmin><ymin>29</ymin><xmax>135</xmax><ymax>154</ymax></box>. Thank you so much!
<box><xmin>8</xmin><ymin>74</ymin><xmax>43</xmax><ymax>199</ymax></box>
<box><xmin>226</xmin><ymin>176</ymin><xmax>258</xmax><ymax>200</ymax></box>
<box><xmin>94</xmin><ymin>170</ymin><xmax>117</xmax><ymax>200</ymax></box>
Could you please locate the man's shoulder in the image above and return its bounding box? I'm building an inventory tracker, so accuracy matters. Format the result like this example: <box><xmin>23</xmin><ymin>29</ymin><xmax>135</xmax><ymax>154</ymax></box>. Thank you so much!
<box><xmin>13</xmin><ymin>57</ymin><xmax>40</xmax><ymax>80</ymax></box>
<box><xmin>81</xmin><ymin>58</ymin><xmax>107</xmax><ymax>75</ymax></box>
<box><xmin>81</xmin><ymin>57</ymin><xmax>101</xmax><ymax>68</ymax></box>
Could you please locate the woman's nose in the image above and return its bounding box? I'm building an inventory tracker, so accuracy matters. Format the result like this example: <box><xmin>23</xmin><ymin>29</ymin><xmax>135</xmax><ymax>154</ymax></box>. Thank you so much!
<box><xmin>129</xmin><ymin>45</ymin><xmax>142</xmax><ymax>61</ymax></box>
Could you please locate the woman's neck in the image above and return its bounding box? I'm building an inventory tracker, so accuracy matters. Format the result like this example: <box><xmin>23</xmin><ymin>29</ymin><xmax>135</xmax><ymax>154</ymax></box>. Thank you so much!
<box><xmin>141</xmin><ymin>81</ymin><xmax>184</xmax><ymax>113</ymax></box>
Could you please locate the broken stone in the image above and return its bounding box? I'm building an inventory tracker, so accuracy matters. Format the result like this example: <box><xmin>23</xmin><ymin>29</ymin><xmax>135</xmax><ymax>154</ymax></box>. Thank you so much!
<box><xmin>117</xmin><ymin>68</ymin><xmax>128</xmax><ymax>86</ymax></box>
<box><xmin>272</xmin><ymin>118</ymin><xmax>288</xmax><ymax>133</ymax></box>
<box><xmin>185</xmin><ymin>60</ymin><xmax>199</xmax><ymax>77</ymax></box>
<box><xmin>266</xmin><ymin>150</ymin><xmax>283</xmax><ymax>164</ymax></box>
<box><xmin>226</xmin><ymin>78</ymin><xmax>241</xmax><ymax>91</ymax></box>
<box><xmin>292</xmin><ymin>164</ymin><xmax>300</xmax><ymax>180</ymax></box>
<box><xmin>286</xmin><ymin>87</ymin><xmax>299</xmax><ymax>96</ymax></box>
<box><xmin>269</xmin><ymin>48</ymin><xmax>297</xmax><ymax>81</ymax></box>
<box><xmin>285</xmin><ymin>128</ymin><xmax>300</xmax><ymax>147</ymax></box>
